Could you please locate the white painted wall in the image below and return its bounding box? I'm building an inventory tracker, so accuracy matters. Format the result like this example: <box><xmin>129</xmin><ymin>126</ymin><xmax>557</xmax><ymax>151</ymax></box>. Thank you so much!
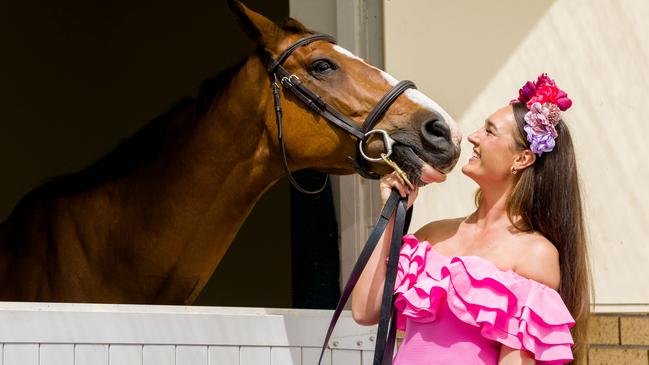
<box><xmin>384</xmin><ymin>0</ymin><xmax>649</xmax><ymax>307</ymax></box>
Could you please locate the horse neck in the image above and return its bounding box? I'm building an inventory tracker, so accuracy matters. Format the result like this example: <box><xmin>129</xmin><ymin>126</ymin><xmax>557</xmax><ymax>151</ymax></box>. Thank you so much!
<box><xmin>108</xmin><ymin>56</ymin><xmax>284</xmax><ymax>293</ymax></box>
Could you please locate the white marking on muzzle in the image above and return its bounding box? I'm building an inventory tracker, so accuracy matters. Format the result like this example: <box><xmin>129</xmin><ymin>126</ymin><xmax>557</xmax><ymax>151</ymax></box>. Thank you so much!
<box><xmin>404</xmin><ymin>89</ymin><xmax>461</xmax><ymax>146</ymax></box>
<box><xmin>333</xmin><ymin>45</ymin><xmax>461</xmax><ymax>146</ymax></box>
<box><xmin>383</xmin><ymin>75</ymin><xmax>461</xmax><ymax>146</ymax></box>
<box><xmin>380</xmin><ymin>71</ymin><xmax>399</xmax><ymax>87</ymax></box>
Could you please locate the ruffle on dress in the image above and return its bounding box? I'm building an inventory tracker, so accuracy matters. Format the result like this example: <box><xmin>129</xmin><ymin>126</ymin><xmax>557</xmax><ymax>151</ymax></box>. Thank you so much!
<box><xmin>394</xmin><ymin>234</ymin><xmax>575</xmax><ymax>364</ymax></box>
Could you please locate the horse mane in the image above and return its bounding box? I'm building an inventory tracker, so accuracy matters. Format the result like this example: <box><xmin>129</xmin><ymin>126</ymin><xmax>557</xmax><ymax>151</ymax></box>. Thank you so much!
<box><xmin>9</xmin><ymin>20</ymin><xmax>321</xmax><ymax>216</ymax></box>
<box><xmin>11</xmin><ymin>61</ymin><xmax>248</xmax><ymax>214</ymax></box>
<box><xmin>196</xmin><ymin>58</ymin><xmax>248</xmax><ymax>116</ymax></box>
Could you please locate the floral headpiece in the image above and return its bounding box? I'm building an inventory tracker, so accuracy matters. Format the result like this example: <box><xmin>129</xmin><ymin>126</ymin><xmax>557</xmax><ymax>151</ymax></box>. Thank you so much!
<box><xmin>510</xmin><ymin>73</ymin><xmax>572</xmax><ymax>156</ymax></box>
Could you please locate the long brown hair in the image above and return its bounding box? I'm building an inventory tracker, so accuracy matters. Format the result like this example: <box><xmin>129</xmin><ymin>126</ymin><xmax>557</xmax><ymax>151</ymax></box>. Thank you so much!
<box><xmin>510</xmin><ymin>102</ymin><xmax>592</xmax><ymax>363</ymax></box>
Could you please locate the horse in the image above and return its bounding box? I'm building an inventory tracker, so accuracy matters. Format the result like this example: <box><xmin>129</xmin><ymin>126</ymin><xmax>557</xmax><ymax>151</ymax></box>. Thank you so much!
<box><xmin>0</xmin><ymin>1</ymin><xmax>461</xmax><ymax>304</ymax></box>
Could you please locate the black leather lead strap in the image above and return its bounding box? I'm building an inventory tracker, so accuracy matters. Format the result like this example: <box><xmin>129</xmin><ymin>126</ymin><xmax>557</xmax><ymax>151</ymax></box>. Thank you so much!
<box><xmin>383</xmin><ymin>310</ymin><xmax>399</xmax><ymax>363</ymax></box>
<box><xmin>374</xmin><ymin>196</ymin><xmax>407</xmax><ymax>365</ymax></box>
<box><xmin>318</xmin><ymin>190</ymin><xmax>411</xmax><ymax>365</ymax></box>
<box><xmin>317</xmin><ymin>190</ymin><xmax>400</xmax><ymax>364</ymax></box>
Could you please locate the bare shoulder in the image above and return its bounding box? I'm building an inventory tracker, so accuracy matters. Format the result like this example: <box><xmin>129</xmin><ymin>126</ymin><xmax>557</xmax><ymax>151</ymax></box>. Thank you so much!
<box><xmin>414</xmin><ymin>217</ymin><xmax>465</xmax><ymax>243</ymax></box>
<box><xmin>513</xmin><ymin>233</ymin><xmax>561</xmax><ymax>290</ymax></box>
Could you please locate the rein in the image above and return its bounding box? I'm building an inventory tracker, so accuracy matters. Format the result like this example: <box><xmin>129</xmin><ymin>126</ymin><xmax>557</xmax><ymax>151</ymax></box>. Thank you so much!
<box><xmin>318</xmin><ymin>189</ymin><xmax>410</xmax><ymax>365</ymax></box>
<box><xmin>266</xmin><ymin>33</ymin><xmax>417</xmax><ymax>193</ymax></box>
<box><xmin>266</xmin><ymin>33</ymin><xmax>415</xmax><ymax>363</ymax></box>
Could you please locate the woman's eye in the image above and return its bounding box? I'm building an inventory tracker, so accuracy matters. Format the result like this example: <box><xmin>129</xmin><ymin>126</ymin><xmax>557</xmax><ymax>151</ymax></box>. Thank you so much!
<box><xmin>311</xmin><ymin>59</ymin><xmax>336</xmax><ymax>75</ymax></box>
<box><xmin>486</xmin><ymin>128</ymin><xmax>493</xmax><ymax>135</ymax></box>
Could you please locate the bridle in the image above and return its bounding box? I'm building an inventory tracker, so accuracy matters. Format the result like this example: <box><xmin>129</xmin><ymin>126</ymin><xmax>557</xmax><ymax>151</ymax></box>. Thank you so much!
<box><xmin>266</xmin><ymin>33</ymin><xmax>417</xmax><ymax>194</ymax></box>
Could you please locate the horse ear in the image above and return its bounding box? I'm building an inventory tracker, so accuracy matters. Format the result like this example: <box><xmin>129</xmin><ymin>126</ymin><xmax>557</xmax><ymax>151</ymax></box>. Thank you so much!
<box><xmin>228</xmin><ymin>0</ymin><xmax>284</xmax><ymax>48</ymax></box>
<box><xmin>280</xmin><ymin>17</ymin><xmax>310</xmax><ymax>34</ymax></box>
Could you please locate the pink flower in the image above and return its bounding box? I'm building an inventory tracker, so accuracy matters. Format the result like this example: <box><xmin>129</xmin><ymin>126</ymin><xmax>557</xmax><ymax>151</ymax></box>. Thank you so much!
<box><xmin>518</xmin><ymin>81</ymin><xmax>537</xmax><ymax>102</ymax></box>
<box><xmin>555</xmin><ymin>90</ymin><xmax>572</xmax><ymax>111</ymax></box>
<box><xmin>524</xmin><ymin>125</ymin><xmax>556</xmax><ymax>156</ymax></box>
<box><xmin>524</xmin><ymin>102</ymin><xmax>558</xmax><ymax>138</ymax></box>
<box><xmin>546</xmin><ymin>103</ymin><xmax>561</xmax><ymax>125</ymax></box>
<box><xmin>510</xmin><ymin>73</ymin><xmax>572</xmax><ymax>156</ymax></box>
<box><xmin>525</xmin><ymin>103</ymin><xmax>557</xmax><ymax>138</ymax></box>
<box><xmin>526</xmin><ymin>84</ymin><xmax>558</xmax><ymax>108</ymax></box>
<box><xmin>516</xmin><ymin>73</ymin><xmax>572</xmax><ymax>112</ymax></box>
<box><xmin>535</xmin><ymin>73</ymin><xmax>556</xmax><ymax>88</ymax></box>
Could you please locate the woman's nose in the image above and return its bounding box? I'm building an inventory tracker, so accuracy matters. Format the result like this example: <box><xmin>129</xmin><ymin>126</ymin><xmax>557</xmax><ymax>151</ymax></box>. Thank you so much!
<box><xmin>467</xmin><ymin>129</ymin><xmax>479</xmax><ymax>145</ymax></box>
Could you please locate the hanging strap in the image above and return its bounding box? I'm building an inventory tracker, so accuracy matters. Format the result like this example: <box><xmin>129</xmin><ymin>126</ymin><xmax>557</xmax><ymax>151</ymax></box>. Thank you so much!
<box><xmin>374</xmin><ymin>195</ymin><xmax>408</xmax><ymax>364</ymax></box>
<box><xmin>318</xmin><ymin>189</ymin><xmax>411</xmax><ymax>365</ymax></box>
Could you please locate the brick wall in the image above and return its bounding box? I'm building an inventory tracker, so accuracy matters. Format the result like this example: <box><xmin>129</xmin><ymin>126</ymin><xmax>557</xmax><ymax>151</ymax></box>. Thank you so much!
<box><xmin>395</xmin><ymin>312</ymin><xmax>649</xmax><ymax>364</ymax></box>
<box><xmin>589</xmin><ymin>313</ymin><xmax>649</xmax><ymax>365</ymax></box>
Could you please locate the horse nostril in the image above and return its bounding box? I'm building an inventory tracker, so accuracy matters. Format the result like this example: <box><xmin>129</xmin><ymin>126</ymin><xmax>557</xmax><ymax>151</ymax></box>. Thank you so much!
<box><xmin>421</xmin><ymin>118</ymin><xmax>450</xmax><ymax>143</ymax></box>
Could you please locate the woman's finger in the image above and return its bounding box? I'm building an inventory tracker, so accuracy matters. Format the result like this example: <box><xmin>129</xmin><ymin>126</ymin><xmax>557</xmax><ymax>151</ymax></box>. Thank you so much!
<box><xmin>380</xmin><ymin>171</ymin><xmax>414</xmax><ymax>202</ymax></box>
<box><xmin>388</xmin><ymin>172</ymin><xmax>408</xmax><ymax>197</ymax></box>
<box><xmin>407</xmin><ymin>185</ymin><xmax>419</xmax><ymax>208</ymax></box>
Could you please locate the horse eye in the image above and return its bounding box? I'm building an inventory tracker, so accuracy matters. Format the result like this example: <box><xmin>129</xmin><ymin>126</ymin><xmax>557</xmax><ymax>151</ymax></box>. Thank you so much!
<box><xmin>310</xmin><ymin>59</ymin><xmax>336</xmax><ymax>75</ymax></box>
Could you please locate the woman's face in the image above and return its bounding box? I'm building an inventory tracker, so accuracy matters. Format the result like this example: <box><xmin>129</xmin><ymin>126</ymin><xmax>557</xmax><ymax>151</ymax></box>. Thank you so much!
<box><xmin>462</xmin><ymin>104</ymin><xmax>521</xmax><ymax>183</ymax></box>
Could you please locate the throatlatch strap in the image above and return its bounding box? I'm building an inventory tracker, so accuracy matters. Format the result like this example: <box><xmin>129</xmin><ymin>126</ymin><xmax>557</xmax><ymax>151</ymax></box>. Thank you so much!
<box><xmin>318</xmin><ymin>190</ymin><xmax>411</xmax><ymax>365</ymax></box>
<box><xmin>273</xmin><ymin>78</ymin><xmax>328</xmax><ymax>195</ymax></box>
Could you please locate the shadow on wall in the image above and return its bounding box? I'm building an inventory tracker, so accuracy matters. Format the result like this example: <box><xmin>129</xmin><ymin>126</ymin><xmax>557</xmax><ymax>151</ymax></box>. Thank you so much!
<box><xmin>0</xmin><ymin>0</ymin><xmax>292</xmax><ymax>307</ymax></box>
<box><xmin>384</xmin><ymin>0</ymin><xmax>556</xmax><ymax>120</ymax></box>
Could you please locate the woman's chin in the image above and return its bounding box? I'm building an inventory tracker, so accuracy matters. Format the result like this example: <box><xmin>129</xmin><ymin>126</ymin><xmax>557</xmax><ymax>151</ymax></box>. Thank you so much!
<box><xmin>461</xmin><ymin>164</ymin><xmax>477</xmax><ymax>179</ymax></box>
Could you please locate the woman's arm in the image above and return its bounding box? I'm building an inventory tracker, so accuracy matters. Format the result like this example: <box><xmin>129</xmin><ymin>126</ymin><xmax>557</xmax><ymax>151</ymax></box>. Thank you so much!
<box><xmin>351</xmin><ymin>172</ymin><xmax>418</xmax><ymax>325</ymax></box>
<box><xmin>498</xmin><ymin>346</ymin><xmax>535</xmax><ymax>365</ymax></box>
<box><xmin>350</xmin><ymin>213</ymin><xmax>395</xmax><ymax>325</ymax></box>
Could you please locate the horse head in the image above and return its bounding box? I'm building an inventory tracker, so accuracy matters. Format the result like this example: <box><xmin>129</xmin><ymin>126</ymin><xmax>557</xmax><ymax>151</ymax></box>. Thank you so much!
<box><xmin>230</xmin><ymin>0</ymin><xmax>461</xmax><ymax>186</ymax></box>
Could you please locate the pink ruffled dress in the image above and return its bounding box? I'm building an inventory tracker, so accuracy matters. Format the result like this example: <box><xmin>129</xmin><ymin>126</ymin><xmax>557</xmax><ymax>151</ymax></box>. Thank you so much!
<box><xmin>393</xmin><ymin>234</ymin><xmax>575</xmax><ymax>365</ymax></box>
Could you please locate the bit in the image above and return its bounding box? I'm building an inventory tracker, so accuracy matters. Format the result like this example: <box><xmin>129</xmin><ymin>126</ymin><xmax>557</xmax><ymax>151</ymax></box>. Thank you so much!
<box><xmin>380</xmin><ymin>153</ymin><xmax>414</xmax><ymax>190</ymax></box>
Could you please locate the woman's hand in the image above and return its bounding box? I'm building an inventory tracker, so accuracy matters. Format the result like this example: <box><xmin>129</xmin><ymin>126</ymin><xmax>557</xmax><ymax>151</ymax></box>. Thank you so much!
<box><xmin>380</xmin><ymin>171</ymin><xmax>419</xmax><ymax>209</ymax></box>
<box><xmin>353</xmin><ymin>171</ymin><xmax>419</xmax><ymax>326</ymax></box>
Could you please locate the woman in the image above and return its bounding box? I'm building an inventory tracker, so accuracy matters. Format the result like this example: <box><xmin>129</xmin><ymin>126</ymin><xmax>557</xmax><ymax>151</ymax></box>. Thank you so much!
<box><xmin>352</xmin><ymin>74</ymin><xmax>591</xmax><ymax>364</ymax></box>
